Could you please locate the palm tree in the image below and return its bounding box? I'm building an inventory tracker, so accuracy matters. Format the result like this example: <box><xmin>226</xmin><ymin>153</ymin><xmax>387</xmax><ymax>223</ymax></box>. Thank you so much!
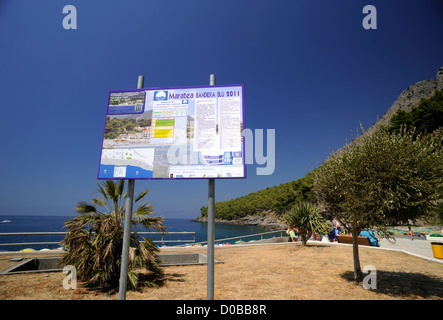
<box><xmin>284</xmin><ymin>202</ymin><xmax>328</xmax><ymax>246</ymax></box>
<box><xmin>60</xmin><ymin>180</ymin><xmax>167</xmax><ymax>291</ymax></box>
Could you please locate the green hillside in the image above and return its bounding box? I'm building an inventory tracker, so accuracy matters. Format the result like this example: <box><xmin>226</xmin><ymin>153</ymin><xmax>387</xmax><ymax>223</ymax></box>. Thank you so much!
<box><xmin>199</xmin><ymin>172</ymin><xmax>316</xmax><ymax>220</ymax></box>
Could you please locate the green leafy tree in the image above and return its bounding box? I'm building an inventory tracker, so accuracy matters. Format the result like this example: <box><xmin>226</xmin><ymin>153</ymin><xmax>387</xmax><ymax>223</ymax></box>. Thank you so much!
<box><xmin>435</xmin><ymin>202</ymin><xmax>443</xmax><ymax>224</ymax></box>
<box><xmin>284</xmin><ymin>202</ymin><xmax>328</xmax><ymax>246</ymax></box>
<box><xmin>137</xmin><ymin>119</ymin><xmax>150</xmax><ymax>127</ymax></box>
<box><xmin>105</xmin><ymin>118</ymin><xmax>125</xmax><ymax>137</ymax></box>
<box><xmin>105</xmin><ymin>132</ymin><xmax>118</xmax><ymax>140</ymax></box>
<box><xmin>125</xmin><ymin>121</ymin><xmax>135</xmax><ymax>131</ymax></box>
<box><xmin>314</xmin><ymin>126</ymin><xmax>443</xmax><ymax>281</ymax></box>
<box><xmin>61</xmin><ymin>180</ymin><xmax>166</xmax><ymax>291</ymax></box>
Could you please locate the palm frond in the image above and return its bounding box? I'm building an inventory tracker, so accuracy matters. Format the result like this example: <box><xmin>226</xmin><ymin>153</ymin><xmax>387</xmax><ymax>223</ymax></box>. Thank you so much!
<box><xmin>96</xmin><ymin>182</ymin><xmax>109</xmax><ymax>200</ymax></box>
<box><xmin>92</xmin><ymin>197</ymin><xmax>107</xmax><ymax>208</ymax></box>
<box><xmin>117</xmin><ymin>179</ymin><xmax>125</xmax><ymax>198</ymax></box>
<box><xmin>135</xmin><ymin>189</ymin><xmax>150</xmax><ymax>203</ymax></box>
<box><xmin>103</xmin><ymin>180</ymin><xmax>117</xmax><ymax>200</ymax></box>
<box><xmin>138</xmin><ymin>216</ymin><xmax>168</xmax><ymax>232</ymax></box>
<box><xmin>127</xmin><ymin>270</ymin><xmax>139</xmax><ymax>290</ymax></box>
<box><xmin>134</xmin><ymin>203</ymin><xmax>154</xmax><ymax>217</ymax></box>
<box><xmin>75</xmin><ymin>201</ymin><xmax>98</xmax><ymax>214</ymax></box>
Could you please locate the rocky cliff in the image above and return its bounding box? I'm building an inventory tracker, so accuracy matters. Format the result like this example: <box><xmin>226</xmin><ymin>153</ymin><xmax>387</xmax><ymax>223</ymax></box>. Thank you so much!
<box><xmin>336</xmin><ymin>67</ymin><xmax>443</xmax><ymax>156</ymax></box>
<box><xmin>193</xmin><ymin>213</ymin><xmax>287</xmax><ymax>229</ymax></box>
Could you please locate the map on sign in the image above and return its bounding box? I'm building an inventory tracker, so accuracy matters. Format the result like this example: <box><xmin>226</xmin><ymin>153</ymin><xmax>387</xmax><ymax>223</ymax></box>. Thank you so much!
<box><xmin>98</xmin><ymin>85</ymin><xmax>246</xmax><ymax>179</ymax></box>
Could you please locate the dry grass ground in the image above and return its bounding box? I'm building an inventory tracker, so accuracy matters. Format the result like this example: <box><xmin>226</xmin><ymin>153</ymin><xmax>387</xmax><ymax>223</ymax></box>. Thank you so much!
<box><xmin>0</xmin><ymin>242</ymin><xmax>442</xmax><ymax>300</ymax></box>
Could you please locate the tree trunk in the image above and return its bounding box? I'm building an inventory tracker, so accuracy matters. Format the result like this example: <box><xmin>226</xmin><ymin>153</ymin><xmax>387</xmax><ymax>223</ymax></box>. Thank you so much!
<box><xmin>301</xmin><ymin>229</ymin><xmax>309</xmax><ymax>246</ymax></box>
<box><xmin>302</xmin><ymin>233</ymin><xmax>308</xmax><ymax>246</ymax></box>
<box><xmin>352</xmin><ymin>228</ymin><xmax>363</xmax><ymax>281</ymax></box>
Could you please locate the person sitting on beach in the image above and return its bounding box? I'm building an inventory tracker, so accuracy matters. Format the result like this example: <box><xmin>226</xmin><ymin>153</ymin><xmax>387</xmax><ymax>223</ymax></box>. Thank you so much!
<box><xmin>286</xmin><ymin>227</ymin><xmax>297</xmax><ymax>242</ymax></box>
<box><xmin>333</xmin><ymin>219</ymin><xmax>342</xmax><ymax>233</ymax></box>
<box><xmin>328</xmin><ymin>229</ymin><xmax>336</xmax><ymax>242</ymax></box>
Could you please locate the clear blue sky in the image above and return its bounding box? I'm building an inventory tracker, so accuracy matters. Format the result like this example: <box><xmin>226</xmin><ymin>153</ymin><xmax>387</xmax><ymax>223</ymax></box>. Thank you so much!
<box><xmin>0</xmin><ymin>0</ymin><xmax>442</xmax><ymax>218</ymax></box>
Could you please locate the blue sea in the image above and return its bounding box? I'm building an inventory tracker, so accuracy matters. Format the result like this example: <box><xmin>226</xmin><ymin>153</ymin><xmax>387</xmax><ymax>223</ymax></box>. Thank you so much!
<box><xmin>0</xmin><ymin>215</ymin><xmax>276</xmax><ymax>252</ymax></box>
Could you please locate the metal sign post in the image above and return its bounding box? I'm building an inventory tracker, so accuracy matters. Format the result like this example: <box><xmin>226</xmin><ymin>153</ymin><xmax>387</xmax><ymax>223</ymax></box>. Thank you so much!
<box><xmin>118</xmin><ymin>75</ymin><xmax>144</xmax><ymax>300</ymax></box>
<box><xmin>207</xmin><ymin>73</ymin><xmax>216</xmax><ymax>300</ymax></box>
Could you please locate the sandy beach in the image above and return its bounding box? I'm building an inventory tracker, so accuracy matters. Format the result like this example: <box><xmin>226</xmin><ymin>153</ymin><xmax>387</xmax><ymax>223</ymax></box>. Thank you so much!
<box><xmin>0</xmin><ymin>241</ymin><xmax>442</xmax><ymax>300</ymax></box>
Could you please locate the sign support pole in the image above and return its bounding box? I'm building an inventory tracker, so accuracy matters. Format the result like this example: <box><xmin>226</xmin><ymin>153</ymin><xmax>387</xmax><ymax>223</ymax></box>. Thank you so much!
<box><xmin>207</xmin><ymin>73</ymin><xmax>216</xmax><ymax>300</ymax></box>
<box><xmin>118</xmin><ymin>75</ymin><xmax>144</xmax><ymax>300</ymax></box>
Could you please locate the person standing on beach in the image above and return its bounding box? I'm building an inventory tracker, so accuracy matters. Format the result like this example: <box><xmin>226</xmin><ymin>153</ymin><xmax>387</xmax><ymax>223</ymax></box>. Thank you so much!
<box><xmin>408</xmin><ymin>227</ymin><xmax>414</xmax><ymax>240</ymax></box>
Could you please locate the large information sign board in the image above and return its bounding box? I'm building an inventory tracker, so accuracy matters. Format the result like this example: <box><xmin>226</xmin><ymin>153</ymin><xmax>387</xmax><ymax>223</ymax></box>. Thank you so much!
<box><xmin>98</xmin><ymin>85</ymin><xmax>245</xmax><ymax>179</ymax></box>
